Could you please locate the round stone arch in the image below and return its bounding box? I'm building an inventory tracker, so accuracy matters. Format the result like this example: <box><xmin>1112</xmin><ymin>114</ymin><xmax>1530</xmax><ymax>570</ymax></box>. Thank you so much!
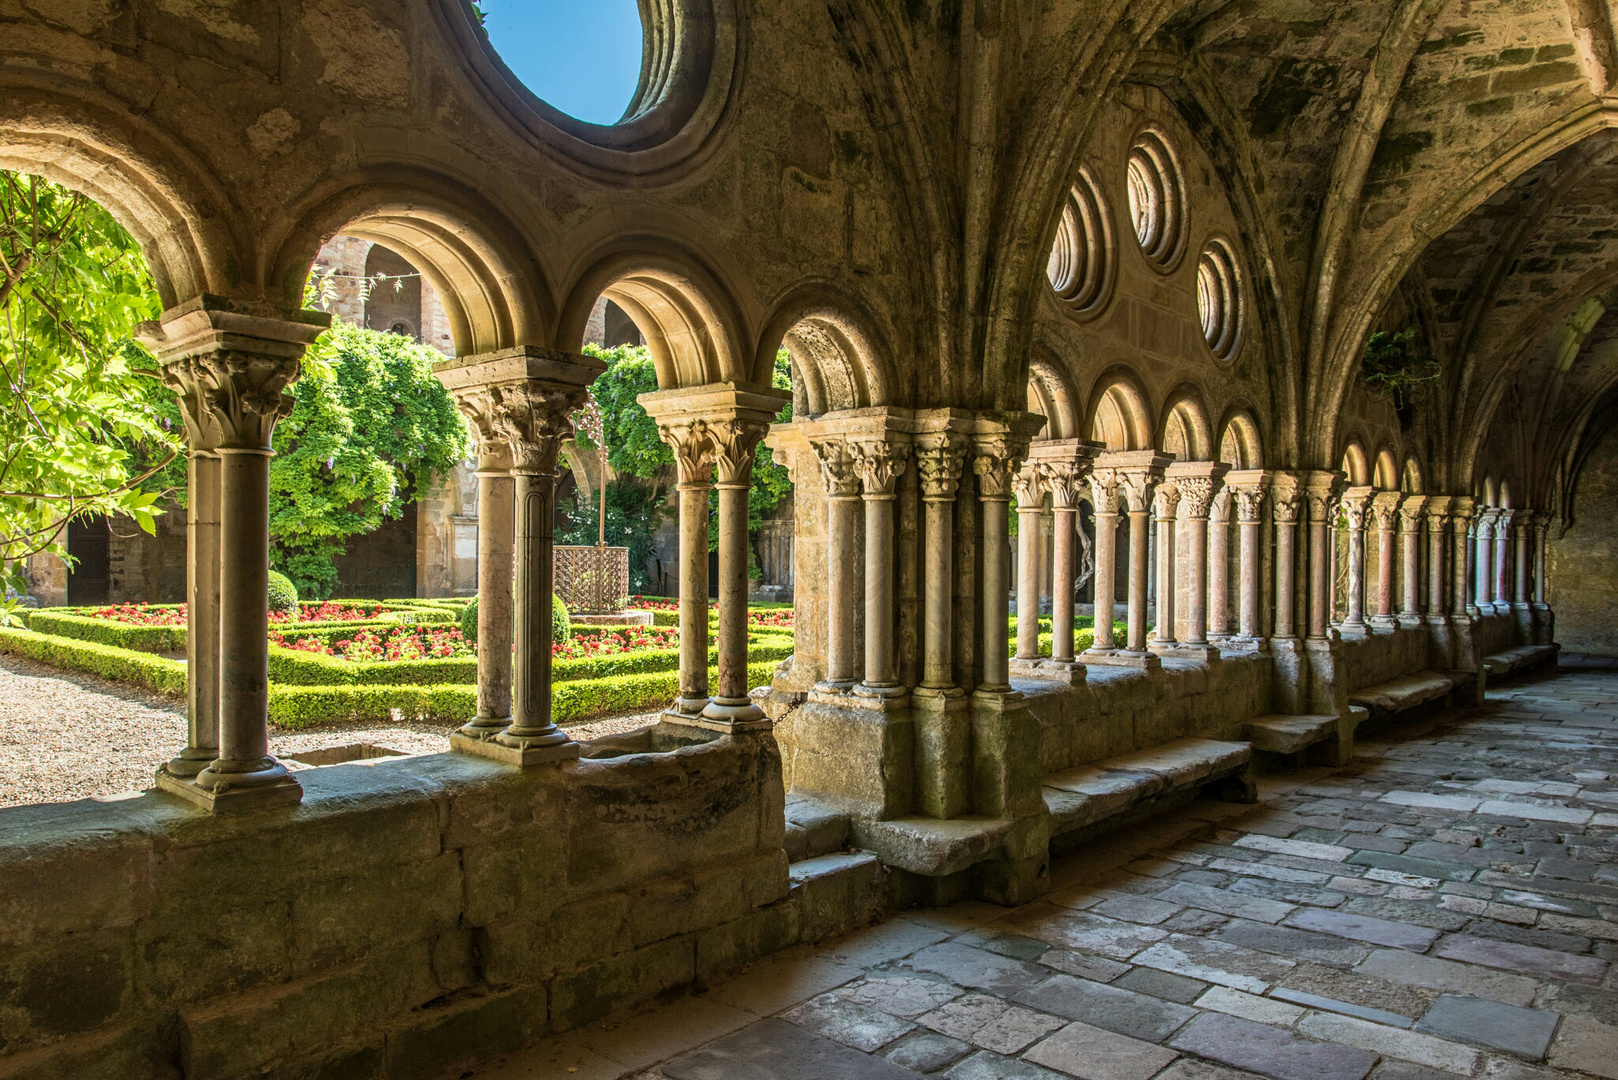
<box><xmin>1215</xmin><ymin>407</ymin><xmax>1265</xmax><ymax>469</ymax></box>
<box><xmin>1401</xmin><ymin>455</ymin><xmax>1425</xmax><ymax>496</ymax></box>
<box><xmin>1027</xmin><ymin>354</ymin><xmax>1081</xmax><ymax>442</ymax></box>
<box><xmin>1340</xmin><ymin>438</ymin><xmax>1372</xmax><ymax>487</ymax></box>
<box><xmin>1084</xmin><ymin>367</ymin><xmax>1154</xmax><ymax>451</ymax></box>
<box><xmin>270</xmin><ymin>181</ymin><xmax>555</xmax><ymax>356</ymax></box>
<box><xmin>1158</xmin><ymin>385</ymin><xmax>1214</xmax><ymax>461</ymax></box>
<box><xmin>755</xmin><ymin>285</ymin><xmax>899</xmax><ymax>417</ymax></box>
<box><xmin>0</xmin><ymin>82</ymin><xmax>238</xmax><ymax>309</ymax></box>
<box><xmin>559</xmin><ymin>244</ymin><xmax>750</xmax><ymax>389</ymax></box>
<box><xmin>1373</xmin><ymin>447</ymin><xmax>1400</xmax><ymax>491</ymax></box>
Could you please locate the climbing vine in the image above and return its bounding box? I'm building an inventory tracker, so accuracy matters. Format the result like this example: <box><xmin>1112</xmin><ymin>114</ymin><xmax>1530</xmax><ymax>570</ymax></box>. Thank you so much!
<box><xmin>1362</xmin><ymin>327</ymin><xmax>1440</xmax><ymax>410</ymax></box>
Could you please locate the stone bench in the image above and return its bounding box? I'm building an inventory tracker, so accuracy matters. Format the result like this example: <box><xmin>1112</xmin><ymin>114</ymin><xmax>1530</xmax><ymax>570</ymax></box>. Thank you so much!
<box><xmin>1348</xmin><ymin>671</ymin><xmax>1460</xmax><ymax>719</ymax></box>
<box><xmin>785</xmin><ymin>793</ymin><xmax>852</xmax><ymax>862</ymax></box>
<box><xmin>1244</xmin><ymin>707</ymin><xmax>1368</xmax><ymax>766</ymax></box>
<box><xmin>1482</xmin><ymin>644</ymin><xmax>1558</xmax><ymax>679</ymax></box>
<box><xmin>1043</xmin><ymin>737</ymin><xmax>1254</xmax><ymax>851</ymax></box>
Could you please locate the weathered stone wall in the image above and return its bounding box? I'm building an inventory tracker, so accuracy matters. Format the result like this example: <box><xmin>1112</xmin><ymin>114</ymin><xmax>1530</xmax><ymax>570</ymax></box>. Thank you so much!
<box><xmin>1474</xmin><ymin>610</ymin><xmax>1519</xmax><ymax>658</ymax></box>
<box><xmin>1338</xmin><ymin>626</ymin><xmax>1430</xmax><ymax>691</ymax></box>
<box><xmin>1548</xmin><ymin>432</ymin><xmax>1618</xmax><ymax>654</ymax></box>
<box><xmin>1028</xmin><ymin>655</ymin><xmax>1272</xmax><ymax>774</ymax></box>
<box><xmin>0</xmin><ymin>730</ymin><xmax>794</xmax><ymax>1080</ymax></box>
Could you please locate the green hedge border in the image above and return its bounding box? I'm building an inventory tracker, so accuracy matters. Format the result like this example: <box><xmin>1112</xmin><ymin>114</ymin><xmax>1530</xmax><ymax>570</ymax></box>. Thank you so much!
<box><xmin>27</xmin><ymin>605</ymin><xmax>458</xmax><ymax>655</ymax></box>
<box><xmin>0</xmin><ymin>627</ymin><xmax>186</xmax><ymax>696</ymax></box>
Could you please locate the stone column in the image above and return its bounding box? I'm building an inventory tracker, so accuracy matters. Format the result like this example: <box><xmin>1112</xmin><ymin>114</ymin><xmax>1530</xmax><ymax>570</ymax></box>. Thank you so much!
<box><xmin>1166</xmin><ymin>462</ymin><xmax>1227</xmax><ymax>657</ymax></box>
<box><xmin>640</xmin><ymin>384</ymin><xmax>789</xmax><ymax>731</ymax></box>
<box><xmin>852</xmin><ymin>437</ymin><xmax>910</xmax><ymax>696</ymax></box>
<box><xmin>1208</xmin><ymin>489</ymin><xmax>1232</xmax><ymax>639</ymax></box>
<box><xmin>1425</xmin><ymin>499</ymin><xmax>1449</xmax><ymax>618</ymax></box>
<box><xmin>1453</xmin><ymin>499</ymin><xmax>1477</xmax><ymax>618</ymax></box>
<box><xmin>1494</xmin><ymin>510</ymin><xmax>1514</xmax><ymax>614</ymax></box>
<box><xmin>1228</xmin><ymin>476</ymin><xmax>1267</xmax><ymax>644</ymax></box>
<box><xmin>913</xmin><ymin>428</ymin><xmax>970</xmax><ymax>817</ymax></box>
<box><xmin>1033</xmin><ymin>446</ymin><xmax>1098</xmax><ymax>668</ymax></box>
<box><xmin>140</xmin><ymin>297</ymin><xmax>329</xmax><ymax>812</ymax></box>
<box><xmin>1150</xmin><ymin>481</ymin><xmax>1180</xmax><ymax>649</ymax></box>
<box><xmin>1271</xmin><ymin>477</ymin><xmax>1301</xmax><ymax>641</ymax></box>
<box><xmin>1340</xmin><ymin>487</ymin><xmax>1373</xmax><ymax>634</ymax></box>
<box><xmin>1304</xmin><ymin>473</ymin><xmax>1342</xmax><ymax>642</ymax></box>
<box><xmin>1475</xmin><ymin>510</ymin><xmax>1495</xmax><ymax>611</ymax></box>
<box><xmin>1369</xmin><ymin>491</ymin><xmax>1400</xmax><ymax>628</ymax></box>
<box><xmin>974</xmin><ymin>427</ymin><xmax>1035</xmax><ymax>693</ymax></box>
<box><xmin>1083</xmin><ymin>470</ymin><xmax>1121</xmax><ymax>658</ymax></box>
<box><xmin>441</xmin><ymin>350</ymin><xmax>606</xmax><ymax>764</ymax></box>
<box><xmin>1512</xmin><ymin>512</ymin><xmax>1533</xmax><ymax>642</ymax></box>
<box><xmin>1400</xmin><ymin>497</ymin><xmax>1426</xmax><ymax>625</ymax></box>
<box><xmin>1104</xmin><ymin>452</ymin><xmax>1169</xmax><ymax>663</ymax></box>
<box><xmin>1013</xmin><ymin>466</ymin><xmax>1045</xmax><ymax>661</ymax></box>
<box><xmin>811</xmin><ymin>440</ymin><xmax>863</xmax><ymax>688</ymax></box>
<box><xmin>1531</xmin><ymin>511</ymin><xmax>1554</xmax><ymax>645</ymax></box>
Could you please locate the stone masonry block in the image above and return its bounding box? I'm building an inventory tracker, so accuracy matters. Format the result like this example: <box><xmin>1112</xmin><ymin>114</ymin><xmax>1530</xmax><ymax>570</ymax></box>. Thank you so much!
<box><xmin>694</xmin><ymin>901</ymin><xmax>803</xmax><ymax>980</ymax></box>
<box><xmin>134</xmin><ymin>895</ymin><xmax>294</xmax><ymax>1010</ymax></box>
<box><xmin>0</xmin><ymin>930</ymin><xmax>132</xmax><ymax>1054</ymax></box>
<box><xmin>290</xmin><ymin>855</ymin><xmax>464</xmax><ymax>976</ymax></box>
<box><xmin>383</xmin><ymin>986</ymin><xmax>548</xmax><ymax>1080</ymax></box>
<box><xmin>0</xmin><ymin>1022</ymin><xmax>174</xmax><ymax>1080</ymax></box>
<box><xmin>460</xmin><ymin>828</ymin><xmax>568</xmax><ymax>928</ymax></box>
<box><xmin>548</xmin><ymin>936</ymin><xmax>696</xmax><ymax>1032</ymax></box>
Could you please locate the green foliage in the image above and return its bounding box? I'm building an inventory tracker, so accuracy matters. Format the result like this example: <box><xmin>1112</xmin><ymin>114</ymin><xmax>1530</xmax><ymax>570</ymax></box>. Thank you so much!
<box><xmin>1362</xmin><ymin>327</ymin><xmax>1440</xmax><ymax>411</ymax></box>
<box><xmin>709</xmin><ymin>350</ymin><xmax>795</xmax><ymax>563</ymax></box>
<box><xmin>577</xmin><ymin>344</ymin><xmax>671</xmax><ymax>478</ymax></box>
<box><xmin>460</xmin><ymin>593</ymin><xmax>571</xmax><ymax>645</ymax></box>
<box><xmin>0</xmin><ymin>172</ymin><xmax>184</xmax><ymax>614</ymax></box>
<box><xmin>25</xmin><ymin>610</ymin><xmax>185</xmax><ymax>654</ymax></box>
<box><xmin>0</xmin><ymin>626</ymin><xmax>186</xmax><ymax>696</ymax></box>
<box><xmin>558</xmin><ymin>480</ymin><xmax>669</xmax><ymax>593</ymax></box>
<box><xmin>267</xmin><ymin>571</ymin><xmax>299</xmax><ymax>615</ymax></box>
<box><xmin>269</xmin><ymin>322</ymin><xmax>471</xmax><ymax>598</ymax></box>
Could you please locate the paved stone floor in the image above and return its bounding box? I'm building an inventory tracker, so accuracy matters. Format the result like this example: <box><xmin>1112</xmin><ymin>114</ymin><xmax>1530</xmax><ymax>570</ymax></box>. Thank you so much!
<box><xmin>465</xmin><ymin>659</ymin><xmax>1618</xmax><ymax>1080</ymax></box>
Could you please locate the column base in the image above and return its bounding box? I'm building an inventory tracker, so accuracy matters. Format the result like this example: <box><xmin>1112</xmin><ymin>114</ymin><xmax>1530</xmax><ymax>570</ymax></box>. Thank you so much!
<box><xmin>1008</xmin><ymin>657</ymin><xmax>1086</xmax><ymax>685</ymax></box>
<box><xmin>157</xmin><ymin>763</ymin><xmax>303</xmax><ymax>813</ymax></box>
<box><xmin>1153</xmin><ymin>643</ymin><xmax>1221</xmax><ymax>662</ymax></box>
<box><xmin>160</xmin><ymin>748</ymin><xmax>214</xmax><ymax>779</ymax></box>
<box><xmin>853</xmin><ymin>681</ymin><xmax>909</xmax><ymax>701</ymax></box>
<box><xmin>451</xmin><ymin>732</ymin><xmax>581</xmax><ymax>766</ymax></box>
<box><xmin>1368</xmin><ymin>616</ymin><xmax>1399</xmax><ymax>632</ymax></box>
<box><xmin>912</xmin><ymin>687</ymin><xmax>970</xmax><ymax>820</ymax></box>
<box><xmin>661</xmin><ymin>697</ymin><xmax>770</xmax><ymax>733</ymax></box>
<box><xmin>1398</xmin><ymin>613</ymin><xmax>1424</xmax><ymax>629</ymax></box>
<box><xmin>1083</xmin><ymin>649</ymin><xmax>1161</xmax><ymax>669</ymax></box>
<box><xmin>1213</xmin><ymin>635</ymin><xmax>1268</xmax><ymax>654</ymax></box>
<box><xmin>456</xmin><ymin>715</ymin><xmax>512</xmax><ymax>741</ymax></box>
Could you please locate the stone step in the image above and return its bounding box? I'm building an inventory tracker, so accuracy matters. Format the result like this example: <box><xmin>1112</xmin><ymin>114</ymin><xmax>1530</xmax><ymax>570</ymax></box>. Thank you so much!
<box><xmin>1349</xmin><ymin>671</ymin><xmax>1459</xmax><ymax>717</ymax></box>
<box><xmin>1044</xmin><ymin>736</ymin><xmax>1253</xmax><ymax>841</ymax></box>
<box><xmin>788</xmin><ymin>851</ymin><xmax>890</xmax><ymax>943</ymax></box>
<box><xmin>1246</xmin><ymin>713</ymin><xmax>1348</xmax><ymax>756</ymax></box>
<box><xmin>1483</xmin><ymin>644</ymin><xmax>1557</xmax><ymax>677</ymax></box>
<box><xmin>785</xmin><ymin>793</ymin><xmax>852</xmax><ymax>862</ymax></box>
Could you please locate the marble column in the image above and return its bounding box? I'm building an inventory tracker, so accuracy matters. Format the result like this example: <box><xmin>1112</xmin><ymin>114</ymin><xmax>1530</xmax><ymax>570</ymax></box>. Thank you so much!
<box><xmin>1227</xmin><ymin>475</ymin><xmax>1268</xmax><ymax>644</ymax></box>
<box><xmin>1083</xmin><ymin>470</ymin><xmax>1122</xmax><ymax>658</ymax></box>
<box><xmin>812</xmin><ymin>439</ymin><xmax>863</xmax><ymax>688</ymax></box>
<box><xmin>1013</xmin><ymin>466</ymin><xmax>1046</xmax><ymax>661</ymax></box>
<box><xmin>1494</xmin><ymin>510</ymin><xmax>1514</xmax><ymax>614</ymax></box>
<box><xmin>1513</xmin><ymin>515</ymin><xmax>1531</xmax><ymax>605</ymax></box>
<box><xmin>1399</xmin><ymin>497</ymin><xmax>1426</xmax><ymax>625</ymax></box>
<box><xmin>914</xmin><ymin>428</ymin><xmax>970</xmax><ymax>818</ymax></box>
<box><xmin>141</xmin><ymin>297</ymin><xmax>329</xmax><ymax>811</ymax></box>
<box><xmin>1107</xmin><ymin>453</ymin><xmax>1169</xmax><ymax>663</ymax></box>
<box><xmin>640</xmin><ymin>383</ymin><xmax>790</xmax><ymax>731</ymax></box>
<box><xmin>974</xmin><ymin>428</ymin><xmax>1034</xmax><ymax>693</ymax></box>
<box><xmin>1036</xmin><ymin>453</ymin><xmax>1096</xmax><ymax>665</ymax></box>
<box><xmin>1531</xmin><ymin>511</ymin><xmax>1554</xmax><ymax>645</ymax></box>
<box><xmin>1166</xmin><ymin>462</ymin><xmax>1227</xmax><ymax>657</ymax></box>
<box><xmin>1425</xmin><ymin>498</ymin><xmax>1450</xmax><ymax>619</ymax></box>
<box><xmin>1305</xmin><ymin>473</ymin><xmax>1341</xmax><ymax>642</ymax></box>
<box><xmin>1271</xmin><ymin>477</ymin><xmax>1302</xmax><ymax>641</ymax></box>
<box><xmin>1475</xmin><ymin>511</ymin><xmax>1495</xmax><ymax>611</ymax></box>
<box><xmin>1369</xmin><ymin>491</ymin><xmax>1400</xmax><ymax>628</ymax></box>
<box><xmin>1150</xmin><ymin>481</ymin><xmax>1181</xmax><ymax>649</ymax></box>
<box><xmin>1208</xmin><ymin>489</ymin><xmax>1232</xmax><ymax>639</ymax></box>
<box><xmin>441</xmin><ymin>350</ymin><xmax>607</xmax><ymax>764</ymax></box>
<box><xmin>1453</xmin><ymin>499</ymin><xmax>1478</xmax><ymax>619</ymax></box>
<box><xmin>1340</xmin><ymin>487</ymin><xmax>1373</xmax><ymax>634</ymax></box>
<box><xmin>852</xmin><ymin>437</ymin><xmax>910</xmax><ymax>696</ymax></box>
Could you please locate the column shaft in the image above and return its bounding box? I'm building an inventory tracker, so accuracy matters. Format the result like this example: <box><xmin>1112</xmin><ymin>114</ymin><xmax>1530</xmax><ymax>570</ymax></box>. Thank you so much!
<box><xmin>1208</xmin><ymin>511</ymin><xmax>1230</xmax><ymax>637</ymax></box>
<box><xmin>709</xmin><ymin>480</ymin><xmax>754</xmax><ymax>708</ymax></box>
<box><xmin>1275</xmin><ymin>518</ymin><xmax>1298</xmax><ymax>638</ymax></box>
<box><xmin>1476</xmin><ymin>523</ymin><xmax>1493</xmax><ymax>608</ymax></box>
<box><xmin>501</xmin><ymin>470</ymin><xmax>568</xmax><ymax>746</ymax></box>
<box><xmin>467</xmin><ymin>469</ymin><xmax>514</xmax><ymax>735</ymax></box>
<box><xmin>1376</xmin><ymin>526</ymin><xmax>1396</xmax><ymax>619</ymax></box>
<box><xmin>1128</xmin><ymin>510</ymin><xmax>1151</xmax><ymax>651</ymax></box>
<box><xmin>923</xmin><ymin>496</ymin><xmax>956</xmax><ymax>686</ymax></box>
<box><xmin>1152</xmin><ymin>505</ymin><xmax>1177</xmax><ymax>645</ymax></box>
<box><xmin>1184</xmin><ymin>516</ymin><xmax>1210</xmax><ymax>645</ymax></box>
<box><xmin>826</xmin><ymin>492</ymin><xmax>861</xmax><ymax>685</ymax></box>
<box><xmin>1513</xmin><ymin>523</ymin><xmax>1529</xmax><ymax>604</ymax></box>
<box><xmin>1308</xmin><ymin>507</ymin><xmax>1332</xmax><ymax>640</ymax></box>
<box><xmin>170</xmin><ymin>451</ymin><xmax>220</xmax><ymax>776</ymax></box>
<box><xmin>1533</xmin><ymin>521</ymin><xmax>1548</xmax><ymax>605</ymax></box>
<box><xmin>1239</xmin><ymin>516</ymin><xmax>1261</xmax><ymax>638</ymax></box>
<box><xmin>1494</xmin><ymin>524</ymin><xmax>1511</xmax><ymax>607</ymax></box>
<box><xmin>1402</xmin><ymin>515</ymin><xmax>1423</xmax><ymax>618</ymax></box>
<box><xmin>1051</xmin><ymin>508</ymin><xmax>1078</xmax><ymax>661</ymax></box>
<box><xmin>1345</xmin><ymin>522</ymin><xmax>1367</xmax><ymax>629</ymax></box>
<box><xmin>982</xmin><ymin>493</ymin><xmax>1012</xmax><ymax>691</ymax></box>
<box><xmin>862</xmin><ymin>494</ymin><xmax>898</xmax><ymax>688</ymax></box>
<box><xmin>1016</xmin><ymin>506</ymin><xmax>1043</xmax><ymax>659</ymax></box>
<box><xmin>1428</xmin><ymin>515</ymin><xmax>1447</xmax><ymax>616</ymax></box>
<box><xmin>1091</xmin><ymin>511</ymin><xmax>1118</xmax><ymax>651</ymax></box>
<box><xmin>676</xmin><ymin>478</ymin><xmax>711</xmax><ymax>713</ymax></box>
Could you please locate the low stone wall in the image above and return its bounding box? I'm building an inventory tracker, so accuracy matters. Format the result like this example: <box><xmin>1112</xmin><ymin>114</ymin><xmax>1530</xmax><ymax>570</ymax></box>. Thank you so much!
<box><xmin>1028</xmin><ymin>654</ymin><xmax>1271</xmax><ymax>774</ymax></box>
<box><xmin>0</xmin><ymin>729</ymin><xmax>793</xmax><ymax>1080</ymax></box>
<box><xmin>1338</xmin><ymin>625</ymin><xmax>1430</xmax><ymax>691</ymax></box>
<box><xmin>1474</xmin><ymin>610</ymin><xmax>1518</xmax><ymax>657</ymax></box>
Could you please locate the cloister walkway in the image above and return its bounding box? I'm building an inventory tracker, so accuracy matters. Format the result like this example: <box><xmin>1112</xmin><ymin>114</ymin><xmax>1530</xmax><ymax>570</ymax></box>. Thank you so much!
<box><xmin>467</xmin><ymin>661</ymin><xmax>1618</xmax><ymax>1080</ymax></box>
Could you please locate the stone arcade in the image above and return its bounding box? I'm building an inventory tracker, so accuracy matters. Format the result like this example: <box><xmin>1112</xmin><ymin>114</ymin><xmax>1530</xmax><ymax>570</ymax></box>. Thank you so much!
<box><xmin>2</xmin><ymin>3</ymin><xmax>1617</xmax><ymax>1078</ymax></box>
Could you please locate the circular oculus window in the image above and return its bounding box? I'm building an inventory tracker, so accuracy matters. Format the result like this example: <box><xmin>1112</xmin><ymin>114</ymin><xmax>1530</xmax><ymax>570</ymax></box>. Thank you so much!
<box><xmin>1046</xmin><ymin>169</ymin><xmax>1115</xmax><ymax>316</ymax></box>
<box><xmin>1197</xmin><ymin>239</ymin><xmax>1242</xmax><ymax>361</ymax></box>
<box><xmin>1126</xmin><ymin>130</ymin><xmax>1186</xmax><ymax>270</ymax></box>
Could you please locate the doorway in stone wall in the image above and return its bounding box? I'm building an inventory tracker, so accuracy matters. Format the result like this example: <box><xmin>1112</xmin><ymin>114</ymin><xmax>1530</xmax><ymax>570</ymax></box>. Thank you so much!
<box><xmin>66</xmin><ymin>515</ymin><xmax>111</xmax><ymax>605</ymax></box>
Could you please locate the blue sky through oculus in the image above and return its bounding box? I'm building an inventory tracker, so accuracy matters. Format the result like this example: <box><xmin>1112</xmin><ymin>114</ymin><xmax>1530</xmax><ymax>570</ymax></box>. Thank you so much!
<box><xmin>479</xmin><ymin>0</ymin><xmax>644</xmax><ymax>126</ymax></box>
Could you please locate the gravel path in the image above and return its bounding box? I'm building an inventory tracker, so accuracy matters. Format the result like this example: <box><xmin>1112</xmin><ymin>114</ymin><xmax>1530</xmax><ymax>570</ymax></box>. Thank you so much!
<box><xmin>0</xmin><ymin>656</ymin><xmax>666</xmax><ymax>808</ymax></box>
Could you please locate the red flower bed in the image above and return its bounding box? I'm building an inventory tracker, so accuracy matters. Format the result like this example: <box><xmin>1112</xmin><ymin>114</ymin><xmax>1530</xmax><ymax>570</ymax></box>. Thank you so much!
<box><xmin>90</xmin><ymin>603</ymin><xmax>187</xmax><ymax>626</ymax></box>
<box><xmin>268</xmin><ymin>601</ymin><xmax>386</xmax><ymax>625</ymax></box>
<box><xmin>271</xmin><ymin>625</ymin><xmax>472</xmax><ymax>661</ymax></box>
<box><xmin>627</xmin><ymin>595</ymin><xmax>679</xmax><ymax>611</ymax></box>
<box><xmin>749</xmin><ymin>610</ymin><xmax>793</xmax><ymax>628</ymax></box>
<box><xmin>553</xmin><ymin>626</ymin><xmax>681</xmax><ymax>659</ymax></box>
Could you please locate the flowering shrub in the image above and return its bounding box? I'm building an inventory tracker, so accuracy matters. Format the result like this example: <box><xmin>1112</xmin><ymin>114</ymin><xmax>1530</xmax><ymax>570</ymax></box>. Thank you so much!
<box><xmin>91</xmin><ymin>603</ymin><xmax>186</xmax><ymax>626</ymax></box>
<box><xmin>627</xmin><ymin>595</ymin><xmax>679</xmax><ymax>611</ymax></box>
<box><xmin>553</xmin><ymin>626</ymin><xmax>680</xmax><ymax>659</ymax></box>
<box><xmin>271</xmin><ymin>625</ymin><xmax>472</xmax><ymax>661</ymax></box>
<box><xmin>267</xmin><ymin>601</ymin><xmax>387</xmax><ymax>625</ymax></box>
<box><xmin>749</xmin><ymin>610</ymin><xmax>793</xmax><ymax>628</ymax></box>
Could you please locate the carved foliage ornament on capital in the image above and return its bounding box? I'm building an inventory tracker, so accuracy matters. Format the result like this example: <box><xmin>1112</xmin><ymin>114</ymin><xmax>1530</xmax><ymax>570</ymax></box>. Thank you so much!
<box><xmin>1234</xmin><ymin>487</ymin><xmax>1266</xmax><ymax>523</ymax></box>
<box><xmin>471</xmin><ymin>383</ymin><xmax>587</xmax><ymax>475</ymax></box>
<box><xmin>164</xmin><ymin>350</ymin><xmax>301</xmax><ymax>451</ymax></box>
<box><xmin>810</xmin><ymin>438</ymin><xmax>862</xmax><ymax>498</ymax></box>
<box><xmin>972</xmin><ymin>432</ymin><xmax>1032</xmax><ymax>501</ymax></box>
<box><xmin>1038</xmin><ymin>461</ymin><xmax>1090</xmax><ymax>510</ymax></box>
<box><xmin>1088</xmin><ymin>470</ymin><xmax>1122</xmax><ymax>515</ymax></box>
<box><xmin>1154</xmin><ymin>481</ymin><xmax>1183</xmax><ymax>519</ymax></box>
<box><xmin>1012</xmin><ymin>465</ymin><xmax>1044</xmax><ymax>508</ymax></box>
<box><xmin>916</xmin><ymin>433</ymin><xmax>969</xmax><ymax>500</ymax></box>
<box><xmin>850</xmin><ymin>439</ymin><xmax>910</xmax><ymax>497</ymax></box>
<box><xmin>659</xmin><ymin>419</ymin><xmax>719</xmax><ymax>485</ymax></box>
<box><xmin>711</xmin><ymin>419</ymin><xmax>771</xmax><ymax>487</ymax></box>
<box><xmin>1118</xmin><ymin>471</ymin><xmax>1157</xmax><ymax>514</ymax></box>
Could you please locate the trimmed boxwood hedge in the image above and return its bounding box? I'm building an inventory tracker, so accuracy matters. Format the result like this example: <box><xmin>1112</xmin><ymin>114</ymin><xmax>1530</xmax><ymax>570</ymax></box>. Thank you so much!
<box><xmin>25</xmin><ymin>611</ymin><xmax>186</xmax><ymax>654</ymax></box>
<box><xmin>0</xmin><ymin>627</ymin><xmax>186</xmax><ymax>696</ymax></box>
<box><xmin>267</xmin><ymin>659</ymin><xmax>782</xmax><ymax>730</ymax></box>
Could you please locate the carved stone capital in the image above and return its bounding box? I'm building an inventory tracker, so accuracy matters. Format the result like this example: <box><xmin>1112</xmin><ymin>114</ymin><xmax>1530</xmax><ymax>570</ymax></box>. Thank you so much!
<box><xmin>1399</xmin><ymin>496</ymin><xmax>1428</xmax><ymax>533</ymax></box>
<box><xmin>810</xmin><ymin>437</ymin><xmax>862</xmax><ymax>497</ymax></box>
<box><xmin>1177</xmin><ymin>477</ymin><xmax>1220</xmax><ymax>520</ymax></box>
<box><xmin>711</xmin><ymin>418</ymin><xmax>771</xmax><ymax>486</ymax></box>
<box><xmin>1369</xmin><ymin>490</ymin><xmax>1402</xmax><ymax>531</ymax></box>
<box><xmin>1302</xmin><ymin>472</ymin><xmax>1343</xmax><ymax>522</ymax></box>
<box><xmin>437</xmin><ymin>346</ymin><xmax>608</xmax><ymax>476</ymax></box>
<box><xmin>850</xmin><ymin>438</ymin><xmax>911</xmax><ymax>498</ymax></box>
<box><xmin>1153</xmin><ymin>481</ymin><xmax>1182</xmax><ymax>520</ymax></box>
<box><xmin>1234</xmin><ymin>488</ymin><xmax>1265</xmax><ymax>523</ymax></box>
<box><xmin>972</xmin><ymin>433</ymin><xmax>1031</xmax><ymax>502</ymax></box>
<box><xmin>915</xmin><ymin>432</ymin><xmax>969</xmax><ymax>501</ymax></box>
<box><xmin>1012</xmin><ymin>464</ymin><xmax>1045</xmax><ymax>507</ymax></box>
<box><xmin>660</xmin><ymin>419</ymin><xmax>719</xmax><ymax>485</ymax></box>
<box><xmin>1088</xmin><ymin>469</ymin><xmax>1122</xmax><ymax>515</ymax></box>
<box><xmin>1097</xmin><ymin>450</ymin><xmax>1170</xmax><ymax>513</ymax></box>
<box><xmin>1449</xmin><ymin>496</ymin><xmax>1475</xmax><ymax>527</ymax></box>
<box><xmin>1209</xmin><ymin>488</ymin><xmax>1232</xmax><ymax>524</ymax></box>
<box><xmin>1269</xmin><ymin>475</ymin><xmax>1302</xmax><ymax>524</ymax></box>
<box><xmin>1119</xmin><ymin>472</ymin><xmax>1157</xmax><ymax>514</ymax></box>
<box><xmin>1340</xmin><ymin>488</ymin><xmax>1374</xmax><ymax>531</ymax></box>
<box><xmin>1037</xmin><ymin>461</ymin><xmax>1090</xmax><ymax>510</ymax></box>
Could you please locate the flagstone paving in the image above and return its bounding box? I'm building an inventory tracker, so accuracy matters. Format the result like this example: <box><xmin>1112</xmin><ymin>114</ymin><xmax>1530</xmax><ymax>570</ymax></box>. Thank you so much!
<box><xmin>466</xmin><ymin>658</ymin><xmax>1618</xmax><ymax>1080</ymax></box>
